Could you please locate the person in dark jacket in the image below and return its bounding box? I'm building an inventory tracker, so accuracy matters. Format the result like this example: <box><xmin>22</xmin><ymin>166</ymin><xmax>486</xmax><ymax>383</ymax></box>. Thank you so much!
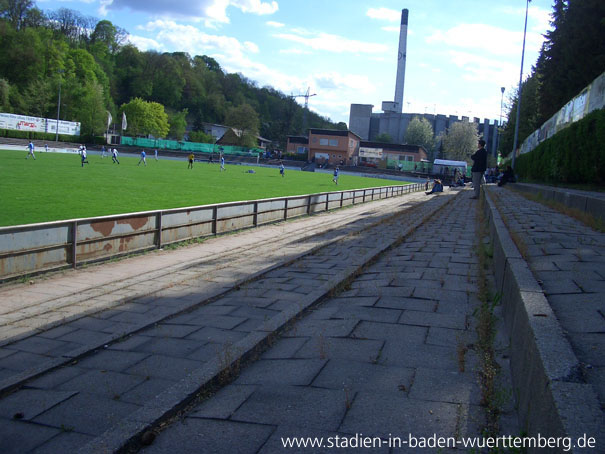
<box><xmin>470</xmin><ymin>139</ymin><xmax>487</xmax><ymax>199</ymax></box>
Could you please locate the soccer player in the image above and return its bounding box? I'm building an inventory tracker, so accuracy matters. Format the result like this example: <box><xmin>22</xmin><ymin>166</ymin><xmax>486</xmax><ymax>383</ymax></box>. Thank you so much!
<box><xmin>112</xmin><ymin>148</ymin><xmax>119</xmax><ymax>164</ymax></box>
<box><xmin>188</xmin><ymin>153</ymin><xmax>194</xmax><ymax>169</ymax></box>
<box><xmin>279</xmin><ymin>162</ymin><xmax>285</xmax><ymax>177</ymax></box>
<box><xmin>26</xmin><ymin>141</ymin><xmax>35</xmax><ymax>160</ymax></box>
<box><xmin>220</xmin><ymin>155</ymin><xmax>225</xmax><ymax>171</ymax></box>
<box><xmin>154</xmin><ymin>149</ymin><xmax>158</xmax><ymax>161</ymax></box>
<box><xmin>138</xmin><ymin>150</ymin><xmax>146</xmax><ymax>166</ymax></box>
<box><xmin>44</xmin><ymin>143</ymin><xmax>48</xmax><ymax>153</ymax></box>
<box><xmin>81</xmin><ymin>146</ymin><xmax>89</xmax><ymax>167</ymax></box>
<box><xmin>333</xmin><ymin>166</ymin><xmax>339</xmax><ymax>185</ymax></box>
<box><xmin>101</xmin><ymin>145</ymin><xmax>107</xmax><ymax>158</ymax></box>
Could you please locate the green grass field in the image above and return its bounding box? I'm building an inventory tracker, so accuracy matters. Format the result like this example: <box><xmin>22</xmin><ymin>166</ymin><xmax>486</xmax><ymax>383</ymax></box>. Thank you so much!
<box><xmin>0</xmin><ymin>149</ymin><xmax>407</xmax><ymax>227</ymax></box>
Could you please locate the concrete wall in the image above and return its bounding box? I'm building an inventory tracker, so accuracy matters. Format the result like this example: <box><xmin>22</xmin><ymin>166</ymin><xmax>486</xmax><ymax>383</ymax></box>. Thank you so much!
<box><xmin>0</xmin><ymin>184</ymin><xmax>423</xmax><ymax>281</ymax></box>
<box><xmin>482</xmin><ymin>186</ymin><xmax>604</xmax><ymax>453</ymax></box>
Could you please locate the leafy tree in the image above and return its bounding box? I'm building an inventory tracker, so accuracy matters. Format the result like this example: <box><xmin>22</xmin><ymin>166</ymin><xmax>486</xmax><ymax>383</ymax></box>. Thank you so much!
<box><xmin>0</xmin><ymin>78</ymin><xmax>10</xmax><ymax>111</ymax></box>
<box><xmin>499</xmin><ymin>72</ymin><xmax>540</xmax><ymax>157</ymax></box>
<box><xmin>76</xmin><ymin>81</ymin><xmax>106</xmax><ymax>137</ymax></box>
<box><xmin>146</xmin><ymin>101</ymin><xmax>169</xmax><ymax>138</ymax></box>
<box><xmin>168</xmin><ymin>108</ymin><xmax>188</xmax><ymax>140</ymax></box>
<box><xmin>405</xmin><ymin>116</ymin><xmax>435</xmax><ymax>156</ymax></box>
<box><xmin>225</xmin><ymin>103</ymin><xmax>259</xmax><ymax>147</ymax></box>
<box><xmin>188</xmin><ymin>130</ymin><xmax>213</xmax><ymax>143</ymax></box>
<box><xmin>375</xmin><ymin>133</ymin><xmax>392</xmax><ymax>143</ymax></box>
<box><xmin>441</xmin><ymin>121</ymin><xmax>479</xmax><ymax>162</ymax></box>
<box><xmin>0</xmin><ymin>0</ymin><xmax>34</xmax><ymax>30</ymax></box>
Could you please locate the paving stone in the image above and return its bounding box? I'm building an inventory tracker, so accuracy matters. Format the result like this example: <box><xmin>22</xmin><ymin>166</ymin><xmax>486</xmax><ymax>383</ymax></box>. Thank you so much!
<box><xmin>32</xmin><ymin>392</ymin><xmax>139</xmax><ymax>436</ymax></box>
<box><xmin>256</xmin><ymin>336</ymin><xmax>307</xmax><ymax>359</ymax></box>
<box><xmin>186</xmin><ymin>326</ymin><xmax>247</xmax><ymax>344</ymax></box>
<box><xmin>217</xmin><ymin>296</ymin><xmax>276</xmax><ymax>308</ymax></box>
<box><xmin>134</xmin><ymin>337</ymin><xmax>203</xmax><ymax>357</ymax></box>
<box><xmin>0</xmin><ymin>351</ymin><xmax>50</xmax><ymax>372</ymax></box>
<box><xmin>569</xmin><ymin>333</ymin><xmax>605</xmax><ymax>367</ymax></box>
<box><xmin>409</xmin><ymin>367</ymin><xmax>481</xmax><ymax>405</ymax></box>
<box><xmin>142</xmin><ymin>418</ymin><xmax>274</xmax><ymax>454</ymax></box>
<box><xmin>118</xmin><ymin>377</ymin><xmax>173</xmax><ymax>405</ymax></box>
<box><xmin>37</xmin><ymin>325</ymin><xmax>78</xmax><ymax>340</ymax></box>
<box><xmin>3</xmin><ymin>336</ymin><xmax>72</xmax><ymax>356</ymax></box>
<box><xmin>340</xmin><ymin>392</ymin><xmax>460</xmax><ymax>439</ymax></box>
<box><xmin>30</xmin><ymin>431</ymin><xmax>94</xmax><ymax>454</ymax></box>
<box><xmin>284</xmin><ymin>319</ymin><xmax>358</xmax><ymax>338</ymax></box>
<box><xmin>349</xmin><ymin>279</ymin><xmax>393</xmax><ymax>289</ymax></box>
<box><xmin>125</xmin><ymin>355</ymin><xmax>201</xmax><ymax>381</ymax></box>
<box><xmin>354</xmin><ymin>286</ymin><xmax>415</xmax><ymax>298</ymax></box>
<box><xmin>426</xmin><ymin>327</ymin><xmax>475</xmax><ymax>348</ymax></box>
<box><xmin>75</xmin><ymin>350</ymin><xmax>149</xmax><ymax>372</ymax></box>
<box><xmin>57</xmin><ymin>369</ymin><xmax>146</xmax><ymax>399</ymax></box>
<box><xmin>229</xmin><ymin>306</ymin><xmax>281</xmax><ymax>320</ymax></box>
<box><xmin>56</xmin><ymin>329</ymin><xmax>109</xmax><ymax>346</ymax></box>
<box><xmin>411</xmin><ymin>288</ymin><xmax>468</xmax><ymax>305</ymax></box>
<box><xmin>0</xmin><ymin>388</ymin><xmax>77</xmax><ymax>421</ymax></box>
<box><xmin>398</xmin><ymin>311</ymin><xmax>467</xmax><ymax>330</ymax></box>
<box><xmin>138</xmin><ymin>323</ymin><xmax>202</xmax><ymax>338</ymax></box>
<box><xmin>190</xmin><ymin>384</ymin><xmax>257</xmax><ymax>419</ymax></box>
<box><xmin>327</xmin><ymin>296</ymin><xmax>379</xmax><ymax>307</ymax></box>
<box><xmin>333</xmin><ymin>306</ymin><xmax>401</xmax><ymax>324</ymax></box>
<box><xmin>26</xmin><ymin>367</ymin><xmax>85</xmax><ymax>390</ymax></box>
<box><xmin>294</xmin><ymin>337</ymin><xmax>383</xmax><ymax>363</ymax></box>
<box><xmin>351</xmin><ymin>321</ymin><xmax>426</xmax><ymax>345</ymax></box>
<box><xmin>0</xmin><ymin>419</ymin><xmax>60</xmax><ymax>454</ymax></box>
<box><xmin>232</xmin><ymin>384</ymin><xmax>347</xmax><ymax>431</ymax></box>
<box><xmin>380</xmin><ymin>342</ymin><xmax>459</xmax><ymax>371</ymax></box>
<box><xmin>375</xmin><ymin>296</ymin><xmax>437</xmax><ymax>312</ymax></box>
<box><xmin>235</xmin><ymin>359</ymin><xmax>327</xmax><ymax>386</ymax></box>
<box><xmin>312</xmin><ymin>358</ymin><xmax>413</xmax><ymax>393</ymax></box>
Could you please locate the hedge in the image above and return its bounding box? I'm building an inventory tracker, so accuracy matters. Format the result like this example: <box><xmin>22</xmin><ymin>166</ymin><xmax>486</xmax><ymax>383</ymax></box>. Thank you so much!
<box><xmin>0</xmin><ymin>129</ymin><xmax>79</xmax><ymax>143</ymax></box>
<box><xmin>515</xmin><ymin>109</ymin><xmax>605</xmax><ymax>186</ymax></box>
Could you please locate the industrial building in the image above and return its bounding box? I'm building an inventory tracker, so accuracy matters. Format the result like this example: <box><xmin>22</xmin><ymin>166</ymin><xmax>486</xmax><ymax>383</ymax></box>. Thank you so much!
<box><xmin>348</xmin><ymin>8</ymin><xmax>499</xmax><ymax>158</ymax></box>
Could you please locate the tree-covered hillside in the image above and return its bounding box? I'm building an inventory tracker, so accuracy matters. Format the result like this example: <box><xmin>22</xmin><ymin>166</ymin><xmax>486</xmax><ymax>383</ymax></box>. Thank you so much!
<box><xmin>0</xmin><ymin>2</ymin><xmax>342</xmax><ymax>147</ymax></box>
<box><xmin>499</xmin><ymin>0</ymin><xmax>605</xmax><ymax>157</ymax></box>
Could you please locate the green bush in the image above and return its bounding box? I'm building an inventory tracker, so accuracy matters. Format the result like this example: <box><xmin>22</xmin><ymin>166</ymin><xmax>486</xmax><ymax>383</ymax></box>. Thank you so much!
<box><xmin>515</xmin><ymin>109</ymin><xmax>605</xmax><ymax>186</ymax></box>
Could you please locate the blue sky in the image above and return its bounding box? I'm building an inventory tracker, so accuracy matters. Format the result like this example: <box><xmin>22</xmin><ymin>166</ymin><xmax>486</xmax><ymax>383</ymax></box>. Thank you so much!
<box><xmin>40</xmin><ymin>0</ymin><xmax>554</xmax><ymax>125</ymax></box>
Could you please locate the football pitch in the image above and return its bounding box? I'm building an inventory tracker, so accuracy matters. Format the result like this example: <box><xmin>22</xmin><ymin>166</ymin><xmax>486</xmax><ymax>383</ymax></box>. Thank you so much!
<box><xmin>0</xmin><ymin>149</ymin><xmax>408</xmax><ymax>227</ymax></box>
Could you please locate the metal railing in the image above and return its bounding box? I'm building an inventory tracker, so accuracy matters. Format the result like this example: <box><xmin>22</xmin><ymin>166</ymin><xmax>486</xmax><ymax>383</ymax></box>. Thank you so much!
<box><xmin>0</xmin><ymin>183</ymin><xmax>423</xmax><ymax>280</ymax></box>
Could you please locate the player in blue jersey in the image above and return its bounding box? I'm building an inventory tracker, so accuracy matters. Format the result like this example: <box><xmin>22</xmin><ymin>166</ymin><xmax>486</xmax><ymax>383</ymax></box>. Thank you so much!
<box><xmin>138</xmin><ymin>150</ymin><xmax>146</xmax><ymax>166</ymax></box>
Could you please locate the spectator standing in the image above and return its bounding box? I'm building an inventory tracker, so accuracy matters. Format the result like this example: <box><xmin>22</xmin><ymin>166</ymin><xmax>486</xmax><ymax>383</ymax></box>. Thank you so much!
<box><xmin>470</xmin><ymin>139</ymin><xmax>487</xmax><ymax>199</ymax></box>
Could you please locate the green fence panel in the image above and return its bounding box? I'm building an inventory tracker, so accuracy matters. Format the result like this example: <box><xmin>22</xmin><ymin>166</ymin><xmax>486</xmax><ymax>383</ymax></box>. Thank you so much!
<box><xmin>119</xmin><ymin>136</ymin><xmax>261</xmax><ymax>156</ymax></box>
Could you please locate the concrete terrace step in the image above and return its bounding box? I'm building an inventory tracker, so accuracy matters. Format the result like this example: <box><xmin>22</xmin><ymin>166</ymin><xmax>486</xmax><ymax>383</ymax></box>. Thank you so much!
<box><xmin>0</xmin><ymin>190</ymin><xmax>430</xmax><ymax>390</ymax></box>
<box><xmin>0</xmin><ymin>191</ymin><xmax>459</xmax><ymax>454</ymax></box>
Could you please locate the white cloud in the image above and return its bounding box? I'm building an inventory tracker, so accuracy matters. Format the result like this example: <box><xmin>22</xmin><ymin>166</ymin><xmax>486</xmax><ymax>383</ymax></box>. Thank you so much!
<box><xmin>127</xmin><ymin>35</ymin><xmax>163</xmax><ymax>51</ymax></box>
<box><xmin>244</xmin><ymin>41</ymin><xmax>259</xmax><ymax>53</ymax></box>
<box><xmin>231</xmin><ymin>0</ymin><xmax>278</xmax><ymax>15</ymax></box>
<box><xmin>266</xmin><ymin>21</ymin><xmax>284</xmax><ymax>28</ymax></box>
<box><xmin>279</xmin><ymin>48</ymin><xmax>312</xmax><ymax>55</ymax></box>
<box><xmin>426</xmin><ymin>23</ymin><xmax>545</xmax><ymax>57</ymax></box>
<box><xmin>273</xmin><ymin>31</ymin><xmax>388</xmax><ymax>54</ymax></box>
<box><xmin>101</xmin><ymin>0</ymin><xmax>277</xmax><ymax>26</ymax></box>
<box><xmin>381</xmin><ymin>26</ymin><xmax>400</xmax><ymax>33</ymax></box>
<box><xmin>366</xmin><ymin>7</ymin><xmax>400</xmax><ymax>22</ymax></box>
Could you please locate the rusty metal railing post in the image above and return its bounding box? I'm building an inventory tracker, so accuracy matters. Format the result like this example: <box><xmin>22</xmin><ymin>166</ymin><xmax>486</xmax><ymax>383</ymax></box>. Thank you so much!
<box><xmin>253</xmin><ymin>202</ymin><xmax>258</xmax><ymax>226</ymax></box>
<box><xmin>72</xmin><ymin>221</ymin><xmax>78</xmax><ymax>269</ymax></box>
<box><xmin>156</xmin><ymin>211</ymin><xmax>163</xmax><ymax>249</ymax></box>
<box><xmin>283</xmin><ymin>199</ymin><xmax>288</xmax><ymax>221</ymax></box>
<box><xmin>212</xmin><ymin>206</ymin><xmax>218</xmax><ymax>235</ymax></box>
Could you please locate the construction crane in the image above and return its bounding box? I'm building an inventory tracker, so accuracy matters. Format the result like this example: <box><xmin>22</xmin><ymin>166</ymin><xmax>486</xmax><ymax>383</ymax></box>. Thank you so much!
<box><xmin>289</xmin><ymin>87</ymin><xmax>316</xmax><ymax>134</ymax></box>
